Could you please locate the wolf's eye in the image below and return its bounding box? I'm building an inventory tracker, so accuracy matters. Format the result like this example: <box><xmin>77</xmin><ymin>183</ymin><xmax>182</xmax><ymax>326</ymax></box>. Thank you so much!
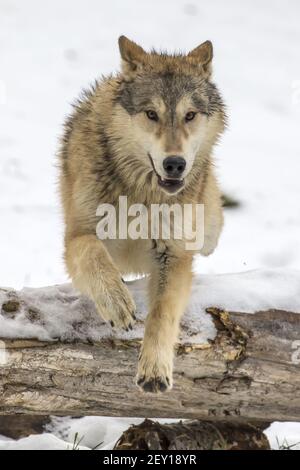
<box><xmin>185</xmin><ymin>111</ymin><xmax>197</xmax><ymax>122</ymax></box>
<box><xmin>146</xmin><ymin>110</ymin><xmax>159</xmax><ymax>122</ymax></box>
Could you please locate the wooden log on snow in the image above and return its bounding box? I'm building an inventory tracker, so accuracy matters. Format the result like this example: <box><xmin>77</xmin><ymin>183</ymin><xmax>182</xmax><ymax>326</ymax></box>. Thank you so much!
<box><xmin>114</xmin><ymin>419</ymin><xmax>270</xmax><ymax>450</ymax></box>
<box><xmin>0</xmin><ymin>281</ymin><xmax>299</xmax><ymax>422</ymax></box>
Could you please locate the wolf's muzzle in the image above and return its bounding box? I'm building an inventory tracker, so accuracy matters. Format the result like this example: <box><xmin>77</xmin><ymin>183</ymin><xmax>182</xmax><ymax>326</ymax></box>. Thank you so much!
<box><xmin>163</xmin><ymin>156</ymin><xmax>186</xmax><ymax>178</ymax></box>
<box><xmin>148</xmin><ymin>153</ymin><xmax>185</xmax><ymax>194</ymax></box>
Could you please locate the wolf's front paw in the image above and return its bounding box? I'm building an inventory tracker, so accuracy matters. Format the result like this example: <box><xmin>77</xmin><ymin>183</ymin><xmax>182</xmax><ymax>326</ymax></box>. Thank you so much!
<box><xmin>136</xmin><ymin>348</ymin><xmax>173</xmax><ymax>393</ymax></box>
<box><xmin>96</xmin><ymin>279</ymin><xmax>136</xmax><ymax>331</ymax></box>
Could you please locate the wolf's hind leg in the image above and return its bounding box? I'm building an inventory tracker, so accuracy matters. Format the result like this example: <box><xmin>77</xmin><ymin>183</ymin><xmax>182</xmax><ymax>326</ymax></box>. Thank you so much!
<box><xmin>137</xmin><ymin>245</ymin><xmax>193</xmax><ymax>393</ymax></box>
<box><xmin>65</xmin><ymin>234</ymin><xmax>136</xmax><ymax>330</ymax></box>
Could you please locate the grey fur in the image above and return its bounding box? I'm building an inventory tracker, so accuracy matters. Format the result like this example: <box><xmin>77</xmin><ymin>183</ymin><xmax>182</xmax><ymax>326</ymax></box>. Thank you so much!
<box><xmin>117</xmin><ymin>72</ymin><xmax>224</xmax><ymax>123</ymax></box>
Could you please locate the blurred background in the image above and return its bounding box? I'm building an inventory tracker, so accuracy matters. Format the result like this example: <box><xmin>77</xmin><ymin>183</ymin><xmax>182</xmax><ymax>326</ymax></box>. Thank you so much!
<box><xmin>0</xmin><ymin>0</ymin><xmax>299</xmax><ymax>288</ymax></box>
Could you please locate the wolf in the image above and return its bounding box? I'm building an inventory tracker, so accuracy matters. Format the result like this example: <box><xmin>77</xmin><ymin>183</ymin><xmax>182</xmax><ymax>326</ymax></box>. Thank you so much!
<box><xmin>59</xmin><ymin>36</ymin><xmax>226</xmax><ymax>393</ymax></box>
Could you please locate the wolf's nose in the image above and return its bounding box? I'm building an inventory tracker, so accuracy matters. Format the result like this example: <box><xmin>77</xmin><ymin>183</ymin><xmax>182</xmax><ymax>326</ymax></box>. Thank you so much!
<box><xmin>163</xmin><ymin>156</ymin><xmax>186</xmax><ymax>178</ymax></box>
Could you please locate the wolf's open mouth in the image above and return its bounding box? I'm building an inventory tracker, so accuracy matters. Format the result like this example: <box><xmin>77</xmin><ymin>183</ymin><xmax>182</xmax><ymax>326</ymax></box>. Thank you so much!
<box><xmin>157</xmin><ymin>178</ymin><xmax>184</xmax><ymax>193</ymax></box>
<box><xmin>148</xmin><ymin>154</ymin><xmax>184</xmax><ymax>194</ymax></box>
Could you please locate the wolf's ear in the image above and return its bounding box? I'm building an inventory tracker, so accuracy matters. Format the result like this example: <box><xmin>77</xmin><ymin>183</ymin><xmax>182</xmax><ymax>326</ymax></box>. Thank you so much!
<box><xmin>118</xmin><ymin>36</ymin><xmax>147</xmax><ymax>80</ymax></box>
<box><xmin>188</xmin><ymin>40</ymin><xmax>213</xmax><ymax>76</ymax></box>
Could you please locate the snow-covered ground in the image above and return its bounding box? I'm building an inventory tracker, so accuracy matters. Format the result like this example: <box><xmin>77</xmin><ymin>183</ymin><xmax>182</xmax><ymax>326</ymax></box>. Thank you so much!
<box><xmin>0</xmin><ymin>0</ymin><xmax>299</xmax><ymax>451</ymax></box>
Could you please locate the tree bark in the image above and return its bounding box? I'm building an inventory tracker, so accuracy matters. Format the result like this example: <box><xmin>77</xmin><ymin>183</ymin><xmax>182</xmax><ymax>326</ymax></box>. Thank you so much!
<box><xmin>0</xmin><ymin>283</ymin><xmax>300</xmax><ymax>423</ymax></box>
<box><xmin>114</xmin><ymin>419</ymin><xmax>270</xmax><ymax>450</ymax></box>
<box><xmin>0</xmin><ymin>415</ymin><xmax>50</xmax><ymax>439</ymax></box>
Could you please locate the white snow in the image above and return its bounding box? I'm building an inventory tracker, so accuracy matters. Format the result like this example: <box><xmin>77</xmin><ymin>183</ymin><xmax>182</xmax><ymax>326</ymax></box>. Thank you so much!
<box><xmin>265</xmin><ymin>422</ymin><xmax>300</xmax><ymax>450</ymax></box>
<box><xmin>47</xmin><ymin>416</ymin><xmax>152</xmax><ymax>450</ymax></box>
<box><xmin>0</xmin><ymin>0</ymin><xmax>299</xmax><ymax>452</ymax></box>
<box><xmin>0</xmin><ymin>432</ymin><xmax>89</xmax><ymax>451</ymax></box>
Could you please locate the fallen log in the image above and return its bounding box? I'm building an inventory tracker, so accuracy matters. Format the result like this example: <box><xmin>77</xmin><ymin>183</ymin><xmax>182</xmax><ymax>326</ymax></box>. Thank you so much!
<box><xmin>114</xmin><ymin>419</ymin><xmax>270</xmax><ymax>450</ymax></box>
<box><xmin>0</xmin><ymin>280</ymin><xmax>299</xmax><ymax>422</ymax></box>
<box><xmin>0</xmin><ymin>415</ymin><xmax>50</xmax><ymax>439</ymax></box>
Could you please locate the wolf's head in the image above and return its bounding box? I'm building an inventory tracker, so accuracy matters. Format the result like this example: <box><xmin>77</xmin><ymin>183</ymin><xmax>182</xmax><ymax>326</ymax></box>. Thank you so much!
<box><xmin>113</xmin><ymin>36</ymin><xmax>226</xmax><ymax>196</ymax></box>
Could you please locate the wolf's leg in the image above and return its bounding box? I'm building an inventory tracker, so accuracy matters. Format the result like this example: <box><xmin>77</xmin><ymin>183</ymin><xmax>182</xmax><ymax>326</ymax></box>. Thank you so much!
<box><xmin>137</xmin><ymin>243</ymin><xmax>193</xmax><ymax>393</ymax></box>
<box><xmin>200</xmin><ymin>207</ymin><xmax>223</xmax><ymax>256</ymax></box>
<box><xmin>65</xmin><ymin>234</ymin><xmax>136</xmax><ymax>330</ymax></box>
<box><xmin>199</xmin><ymin>171</ymin><xmax>224</xmax><ymax>256</ymax></box>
